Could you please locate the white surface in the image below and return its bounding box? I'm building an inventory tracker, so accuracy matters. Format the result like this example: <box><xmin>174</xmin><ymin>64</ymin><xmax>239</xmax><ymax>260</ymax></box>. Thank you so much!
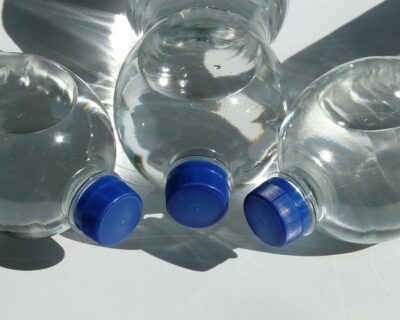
<box><xmin>2</xmin><ymin>1</ymin><xmax>400</xmax><ymax>320</ymax></box>
<box><xmin>5</xmin><ymin>238</ymin><xmax>400</xmax><ymax>320</ymax></box>
<box><xmin>272</xmin><ymin>0</ymin><xmax>384</xmax><ymax>61</ymax></box>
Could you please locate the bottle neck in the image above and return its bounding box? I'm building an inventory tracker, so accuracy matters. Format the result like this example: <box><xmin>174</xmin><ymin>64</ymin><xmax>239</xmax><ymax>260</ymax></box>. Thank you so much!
<box><xmin>244</xmin><ymin>170</ymin><xmax>317</xmax><ymax>247</ymax></box>
<box><xmin>67</xmin><ymin>171</ymin><xmax>142</xmax><ymax>246</ymax></box>
<box><xmin>67</xmin><ymin>170</ymin><xmax>118</xmax><ymax>231</ymax></box>
<box><xmin>166</xmin><ymin>153</ymin><xmax>233</xmax><ymax>187</ymax></box>
<box><xmin>276</xmin><ymin>172</ymin><xmax>318</xmax><ymax>235</ymax></box>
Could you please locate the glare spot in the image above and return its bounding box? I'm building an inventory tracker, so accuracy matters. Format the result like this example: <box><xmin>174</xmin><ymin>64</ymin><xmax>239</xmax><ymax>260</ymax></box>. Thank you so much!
<box><xmin>319</xmin><ymin>150</ymin><xmax>333</xmax><ymax>163</ymax></box>
<box><xmin>313</xmin><ymin>157</ymin><xmax>324</xmax><ymax>168</ymax></box>
<box><xmin>55</xmin><ymin>134</ymin><xmax>65</xmax><ymax>144</ymax></box>
<box><xmin>179</xmin><ymin>79</ymin><xmax>188</xmax><ymax>88</ymax></box>
<box><xmin>110</xmin><ymin>14</ymin><xmax>138</xmax><ymax>66</ymax></box>
<box><xmin>231</xmin><ymin>97</ymin><xmax>239</xmax><ymax>105</ymax></box>
<box><xmin>395</xmin><ymin>91</ymin><xmax>400</xmax><ymax>99</ymax></box>
<box><xmin>159</xmin><ymin>77</ymin><xmax>169</xmax><ymax>87</ymax></box>
<box><xmin>19</xmin><ymin>76</ymin><xmax>30</xmax><ymax>87</ymax></box>
<box><xmin>143</xmin><ymin>213</ymin><xmax>164</xmax><ymax>220</ymax></box>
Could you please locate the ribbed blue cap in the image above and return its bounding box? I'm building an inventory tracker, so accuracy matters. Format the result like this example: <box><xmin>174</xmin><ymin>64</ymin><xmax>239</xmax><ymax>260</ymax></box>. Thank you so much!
<box><xmin>244</xmin><ymin>177</ymin><xmax>312</xmax><ymax>247</ymax></box>
<box><xmin>165</xmin><ymin>160</ymin><xmax>230</xmax><ymax>228</ymax></box>
<box><xmin>74</xmin><ymin>175</ymin><xmax>143</xmax><ymax>247</ymax></box>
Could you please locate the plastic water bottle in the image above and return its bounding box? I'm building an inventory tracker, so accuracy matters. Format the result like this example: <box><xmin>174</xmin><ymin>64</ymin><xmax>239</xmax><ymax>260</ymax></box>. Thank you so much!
<box><xmin>0</xmin><ymin>52</ymin><xmax>143</xmax><ymax>247</ymax></box>
<box><xmin>115</xmin><ymin>1</ymin><xmax>287</xmax><ymax>228</ymax></box>
<box><xmin>125</xmin><ymin>0</ymin><xmax>287</xmax><ymax>43</ymax></box>
<box><xmin>244</xmin><ymin>56</ymin><xmax>400</xmax><ymax>247</ymax></box>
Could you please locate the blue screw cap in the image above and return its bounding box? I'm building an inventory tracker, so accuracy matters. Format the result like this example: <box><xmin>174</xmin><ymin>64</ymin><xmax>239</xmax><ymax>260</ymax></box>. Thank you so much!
<box><xmin>244</xmin><ymin>177</ymin><xmax>312</xmax><ymax>247</ymax></box>
<box><xmin>165</xmin><ymin>160</ymin><xmax>230</xmax><ymax>228</ymax></box>
<box><xmin>74</xmin><ymin>175</ymin><xmax>143</xmax><ymax>247</ymax></box>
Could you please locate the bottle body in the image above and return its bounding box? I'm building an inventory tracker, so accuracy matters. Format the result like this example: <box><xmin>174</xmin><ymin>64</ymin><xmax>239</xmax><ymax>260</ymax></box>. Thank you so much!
<box><xmin>280</xmin><ymin>57</ymin><xmax>400</xmax><ymax>244</ymax></box>
<box><xmin>0</xmin><ymin>53</ymin><xmax>142</xmax><ymax>245</ymax></box>
<box><xmin>125</xmin><ymin>0</ymin><xmax>287</xmax><ymax>43</ymax></box>
<box><xmin>116</xmin><ymin>5</ymin><xmax>286</xmax><ymax>227</ymax></box>
<box><xmin>245</xmin><ymin>56</ymin><xmax>400</xmax><ymax>245</ymax></box>
<box><xmin>115</xmin><ymin>7</ymin><xmax>286</xmax><ymax>189</ymax></box>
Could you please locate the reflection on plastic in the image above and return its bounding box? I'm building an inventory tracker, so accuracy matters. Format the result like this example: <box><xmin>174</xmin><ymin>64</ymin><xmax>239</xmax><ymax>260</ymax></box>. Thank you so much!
<box><xmin>2</xmin><ymin>0</ymin><xmax>137</xmax><ymax>104</ymax></box>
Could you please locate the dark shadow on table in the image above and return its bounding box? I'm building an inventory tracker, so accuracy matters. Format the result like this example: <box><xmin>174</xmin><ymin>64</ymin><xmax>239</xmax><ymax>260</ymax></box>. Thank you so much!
<box><xmin>0</xmin><ymin>233</ymin><xmax>65</xmax><ymax>270</ymax></box>
<box><xmin>64</xmin><ymin>174</ymin><xmax>373</xmax><ymax>272</ymax></box>
<box><xmin>4</xmin><ymin>0</ymin><xmax>400</xmax><ymax>271</ymax></box>
<box><xmin>116</xmin><ymin>187</ymin><xmax>373</xmax><ymax>266</ymax></box>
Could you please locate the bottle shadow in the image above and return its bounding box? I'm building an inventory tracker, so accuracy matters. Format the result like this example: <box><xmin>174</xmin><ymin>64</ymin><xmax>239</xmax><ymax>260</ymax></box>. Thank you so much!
<box><xmin>64</xmin><ymin>160</ymin><xmax>373</xmax><ymax>272</ymax></box>
<box><xmin>117</xmin><ymin>186</ymin><xmax>372</xmax><ymax>271</ymax></box>
<box><xmin>3</xmin><ymin>0</ymin><xmax>399</xmax><ymax>271</ymax></box>
<box><xmin>0</xmin><ymin>233</ymin><xmax>65</xmax><ymax>270</ymax></box>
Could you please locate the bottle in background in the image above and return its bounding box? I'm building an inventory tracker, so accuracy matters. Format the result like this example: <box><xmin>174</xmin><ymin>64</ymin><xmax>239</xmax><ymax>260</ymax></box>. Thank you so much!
<box><xmin>125</xmin><ymin>0</ymin><xmax>287</xmax><ymax>43</ymax></box>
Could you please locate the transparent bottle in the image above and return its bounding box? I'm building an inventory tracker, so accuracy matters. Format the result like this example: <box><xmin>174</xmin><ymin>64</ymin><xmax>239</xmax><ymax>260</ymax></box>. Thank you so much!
<box><xmin>125</xmin><ymin>0</ymin><xmax>287</xmax><ymax>43</ymax></box>
<box><xmin>115</xmin><ymin>1</ymin><xmax>287</xmax><ymax>228</ymax></box>
<box><xmin>0</xmin><ymin>52</ymin><xmax>142</xmax><ymax>247</ymax></box>
<box><xmin>244</xmin><ymin>56</ymin><xmax>400</xmax><ymax>246</ymax></box>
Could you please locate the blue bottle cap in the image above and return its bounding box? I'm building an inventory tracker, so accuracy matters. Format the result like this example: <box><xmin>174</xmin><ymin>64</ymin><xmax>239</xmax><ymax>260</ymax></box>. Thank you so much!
<box><xmin>165</xmin><ymin>160</ymin><xmax>231</xmax><ymax>228</ymax></box>
<box><xmin>244</xmin><ymin>177</ymin><xmax>312</xmax><ymax>247</ymax></box>
<box><xmin>74</xmin><ymin>175</ymin><xmax>143</xmax><ymax>247</ymax></box>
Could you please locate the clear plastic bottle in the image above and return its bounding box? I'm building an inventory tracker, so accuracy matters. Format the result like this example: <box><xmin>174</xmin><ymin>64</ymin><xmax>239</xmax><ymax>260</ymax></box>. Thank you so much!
<box><xmin>115</xmin><ymin>2</ymin><xmax>287</xmax><ymax>228</ymax></box>
<box><xmin>125</xmin><ymin>0</ymin><xmax>287</xmax><ymax>43</ymax></box>
<box><xmin>0</xmin><ymin>52</ymin><xmax>142</xmax><ymax>247</ymax></box>
<box><xmin>244</xmin><ymin>56</ymin><xmax>400</xmax><ymax>247</ymax></box>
